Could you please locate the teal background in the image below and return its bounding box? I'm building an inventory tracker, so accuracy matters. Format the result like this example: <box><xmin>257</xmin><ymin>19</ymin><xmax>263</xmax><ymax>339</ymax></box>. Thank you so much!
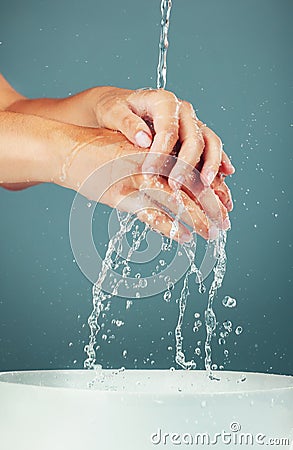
<box><xmin>0</xmin><ymin>0</ymin><xmax>292</xmax><ymax>374</ymax></box>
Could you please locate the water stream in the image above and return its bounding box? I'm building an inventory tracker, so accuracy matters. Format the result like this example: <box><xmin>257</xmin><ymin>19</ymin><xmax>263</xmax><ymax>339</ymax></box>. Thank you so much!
<box><xmin>84</xmin><ymin>0</ymin><xmax>229</xmax><ymax>377</ymax></box>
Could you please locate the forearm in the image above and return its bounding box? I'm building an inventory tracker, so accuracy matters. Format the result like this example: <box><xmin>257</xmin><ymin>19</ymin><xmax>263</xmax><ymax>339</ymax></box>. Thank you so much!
<box><xmin>0</xmin><ymin>111</ymin><xmax>71</xmax><ymax>184</ymax></box>
<box><xmin>6</xmin><ymin>88</ymin><xmax>99</xmax><ymax>127</ymax></box>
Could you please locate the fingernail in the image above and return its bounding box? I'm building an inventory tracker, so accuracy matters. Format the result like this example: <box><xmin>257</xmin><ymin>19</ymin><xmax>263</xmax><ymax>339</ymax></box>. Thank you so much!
<box><xmin>179</xmin><ymin>232</ymin><xmax>192</xmax><ymax>243</ymax></box>
<box><xmin>226</xmin><ymin>199</ymin><xmax>234</xmax><ymax>211</ymax></box>
<box><xmin>223</xmin><ymin>217</ymin><xmax>231</xmax><ymax>230</ymax></box>
<box><xmin>135</xmin><ymin>131</ymin><xmax>152</xmax><ymax>148</ymax></box>
<box><xmin>203</xmin><ymin>170</ymin><xmax>215</xmax><ymax>187</ymax></box>
<box><xmin>209</xmin><ymin>225</ymin><xmax>219</xmax><ymax>241</ymax></box>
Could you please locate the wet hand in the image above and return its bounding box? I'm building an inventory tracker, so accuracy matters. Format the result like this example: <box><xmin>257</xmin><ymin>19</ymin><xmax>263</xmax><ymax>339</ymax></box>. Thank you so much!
<box><xmin>89</xmin><ymin>87</ymin><xmax>235</xmax><ymax>212</ymax></box>
<box><xmin>93</xmin><ymin>88</ymin><xmax>233</xmax><ymax>173</ymax></box>
<box><xmin>56</xmin><ymin>127</ymin><xmax>230</xmax><ymax>242</ymax></box>
<box><xmin>4</xmin><ymin>76</ymin><xmax>234</xmax><ymax>214</ymax></box>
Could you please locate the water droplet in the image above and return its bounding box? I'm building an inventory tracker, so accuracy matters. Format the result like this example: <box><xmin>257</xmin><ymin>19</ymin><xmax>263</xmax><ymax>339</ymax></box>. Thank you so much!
<box><xmin>222</xmin><ymin>296</ymin><xmax>237</xmax><ymax>308</ymax></box>
<box><xmin>164</xmin><ymin>290</ymin><xmax>172</xmax><ymax>302</ymax></box>
<box><xmin>192</xmin><ymin>320</ymin><xmax>202</xmax><ymax>332</ymax></box>
<box><xmin>139</xmin><ymin>279</ymin><xmax>147</xmax><ymax>288</ymax></box>
<box><xmin>223</xmin><ymin>320</ymin><xmax>233</xmax><ymax>332</ymax></box>
<box><xmin>126</xmin><ymin>300</ymin><xmax>133</xmax><ymax>309</ymax></box>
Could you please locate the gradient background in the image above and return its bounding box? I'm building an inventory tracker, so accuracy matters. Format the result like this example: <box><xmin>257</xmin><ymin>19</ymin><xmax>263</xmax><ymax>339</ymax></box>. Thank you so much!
<box><xmin>0</xmin><ymin>0</ymin><xmax>292</xmax><ymax>374</ymax></box>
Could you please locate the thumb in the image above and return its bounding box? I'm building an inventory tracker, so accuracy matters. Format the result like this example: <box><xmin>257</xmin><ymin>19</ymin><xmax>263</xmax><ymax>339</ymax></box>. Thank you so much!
<box><xmin>112</xmin><ymin>106</ymin><xmax>153</xmax><ymax>148</ymax></box>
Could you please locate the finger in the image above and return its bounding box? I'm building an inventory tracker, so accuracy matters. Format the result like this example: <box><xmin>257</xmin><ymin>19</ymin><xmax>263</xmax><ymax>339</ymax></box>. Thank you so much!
<box><xmin>174</xmin><ymin>171</ymin><xmax>230</xmax><ymax>231</ymax></box>
<box><xmin>220</xmin><ymin>150</ymin><xmax>235</xmax><ymax>175</ymax></box>
<box><xmin>137</xmin><ymin>208</ymin><xmax>192</xmax><ymax>244</ymax></box>
<box><xmin>137</xmin><ymin>179</ymin><xmax>211</xmax><ymax>239</ymax></box>
<box><xmin>167</xmin><ymin>169</ymin><xmax>230</xmax><ymax>232</ymax></box>
<box><xmin>200</xmin><ymin>126</ymin><xmax>223</xmax><ymax>187</ymax></box>
<box><xmin>211</xmin><ymin>175</ymin><xmax>233</xmax><ymax>212</ymax></box>
<box><xmin>195</xmin><ymin>187</ymin><xmax>230</xmax><ymax>231</ymax></box>
<box><xmin>132</xmin><ymin>169</ymin><xmax>231</xmax><ymax>236</ymax></box>
<box><xmin>112</xmin><ymin>167</ymin><xmax>229</xmax><ymax>240</ymax></box>
<box><xmin>103</xmin><ymin>104</ymin><xmax>153</xmax><ymax>148</ymax></box>
<box><xmin>129</xmin><ymin>90</ymin><xmax>180</xmax><ymax>173</ymax></box>
<box><xmin>117</xmin><ymin>190</ymin><xmax>192</xmax><ymax>244</ymax></box>
<box><xmin>168</xmin><ymin>101</ymin><xmax>205</xmax><ymax>190</ymax></box>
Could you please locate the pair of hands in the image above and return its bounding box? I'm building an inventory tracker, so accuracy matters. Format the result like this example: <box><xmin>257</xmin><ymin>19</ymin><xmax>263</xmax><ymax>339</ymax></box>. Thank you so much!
<box><xmin>5</xmin><ymin>82</ymin><xmax>235</xmax><ymax>242</ymax></box>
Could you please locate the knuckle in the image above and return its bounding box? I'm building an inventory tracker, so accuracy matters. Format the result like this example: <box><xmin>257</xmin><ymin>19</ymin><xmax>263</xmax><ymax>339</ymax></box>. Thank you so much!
<box><xmin>213</xmin><ymin>135</ymin><xmax>223</xmax><ymax>150</ymax></box>
<box><xmin>158</xmin><ymin>129</ymin><xmax>178</xmax><ymax>144</ymax></box>
<box><xmin>120</xmin><ymin>114</ymin><xmax>135</xmax><ymax>131</ymax></box>
<box><xmin>163</xmin><ymin>90</ymin><xmax>178</xmax><ymax>102</ymax></box>
<box><xmin>185</xmin><ymin>134</ymin><xmax>204</xmax><ymax>150</ymax></box>
<box><xmin>182</xmin><ymin>99</ymin><xmax>194</xmax><ymax>112</ymax></box>
<box><xmin>155</xmin><ymin>89</ymin><xmax>179</xmax><ymax>107</ymax></box>
<box><xmin>168</xmin><ymin>129</ymin><xmax>179</xmax><ymax>141</ymax></box>
<box><xmin>181</xmin><ymin>100</ymin><xmax>197</xmax><ymax>119</ymax></box>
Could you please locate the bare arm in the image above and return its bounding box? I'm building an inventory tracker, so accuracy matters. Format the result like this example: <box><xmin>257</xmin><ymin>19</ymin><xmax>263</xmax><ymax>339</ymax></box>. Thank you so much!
<box><xmin>1</xmin><ymin>74</ymin><xmax>235</xmax><ymax>211</ymax></box>
<box><xmin>0</xmin><ymin>73</ymin><xmax>97</xmax><ymax>127</ymax></box>
<box><xmin>0</xmin><ymin>110</ymin><xmax>66</xmax><ymax>185</ymax></box>
<box><xmin>0</xmin><ymin>110</ymin><xmax>221</xmax><ymax>240</ymax></box>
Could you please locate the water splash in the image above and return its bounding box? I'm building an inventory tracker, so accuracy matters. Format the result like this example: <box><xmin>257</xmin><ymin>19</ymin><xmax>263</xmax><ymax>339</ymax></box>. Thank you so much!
<box><xmin>84</xmin><ymin>0</ymin><xmax>231</xmax><ymax>376</ymax></box>
<box><xmin>84</xmin><ymin>213</ymin><xmax>136</xmax><ymax>369</ymax></box>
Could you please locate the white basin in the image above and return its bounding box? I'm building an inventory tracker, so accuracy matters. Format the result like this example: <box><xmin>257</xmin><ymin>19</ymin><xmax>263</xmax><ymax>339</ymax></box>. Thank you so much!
<box><xmin>0</xmin><ymin>369</ymin><xmax>292</xmax><ymax>449</ymax></box>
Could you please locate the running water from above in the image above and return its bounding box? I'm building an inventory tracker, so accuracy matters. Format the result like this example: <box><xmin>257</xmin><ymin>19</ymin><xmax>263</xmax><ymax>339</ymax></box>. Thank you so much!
<box><xmin>157</xmin><ymin>0</ymin><xmax>172</xmax><ymax>89</ymax></box>
<box><xmin>84</xmin><ymin>0</ymin><xmax>230</xmax><ymax>378</ymax></box>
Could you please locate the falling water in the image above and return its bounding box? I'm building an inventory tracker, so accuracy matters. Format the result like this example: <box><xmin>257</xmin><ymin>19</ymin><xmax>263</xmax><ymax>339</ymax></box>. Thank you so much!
<box><xmin>84</xmin><ymin>0</ymin><xmax>230</xmax><ymax>376</ymax></box>
<box><xmin>84</xmin><ymin>213</ymin><xmax>136</xmax><ymax>369</ymax></box>
<box><xmin>157</xmin><ymin>0</ymin><xmax>172</xmax><ymax>89</ymax></box>
<box><xmin>204</xmin><ymin>230</ymin><xmax>227</xmax><ymax>378</ymax></box>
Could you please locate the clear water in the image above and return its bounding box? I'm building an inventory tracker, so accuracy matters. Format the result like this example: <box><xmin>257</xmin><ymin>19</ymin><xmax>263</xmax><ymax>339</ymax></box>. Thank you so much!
<box><xmin>204</xmin><ymin>230</ymin><xmax>227</xmax><ymax>378</ymax></box>
<box><xmin>157</xmin><ymin>0</ymin><xmax>172</xmax><ymax>89</ymax></box>
<box><xmin>84</xmin><ymin>0</ymin><xmax>231</xmax><ymax>376</ymax></box>
<box><xmin>84</xmin><ymin>214</ymin><xmax>138</xmax><ymax>369</ymax></box>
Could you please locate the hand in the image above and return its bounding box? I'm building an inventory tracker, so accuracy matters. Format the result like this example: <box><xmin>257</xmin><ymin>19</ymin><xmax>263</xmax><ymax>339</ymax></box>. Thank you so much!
<box><xmin>0</xmin><ymin>111</ymin><xmax>230</xmax><ymax>241</ymax></box>
<box><xmin>5</xmin><ymin>81</ymin><xmax>235</xmax><ymax>213</ymax></box>
<box><xmin>91</xmin><ymin>87</ymin><xmax>235</xmax><ymax>189</ymax></box>
<box><xmin>55</xmin><ymin>126</ymin><xmax>231</xmax><ymax>242</ymax></box>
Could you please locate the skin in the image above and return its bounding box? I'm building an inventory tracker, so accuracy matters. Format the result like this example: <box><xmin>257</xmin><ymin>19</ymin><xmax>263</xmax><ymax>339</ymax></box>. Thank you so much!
<box><xmin>0</xmin><ymin>74</ymin><xmax>234</xmax><ymax>241</ymax></box>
